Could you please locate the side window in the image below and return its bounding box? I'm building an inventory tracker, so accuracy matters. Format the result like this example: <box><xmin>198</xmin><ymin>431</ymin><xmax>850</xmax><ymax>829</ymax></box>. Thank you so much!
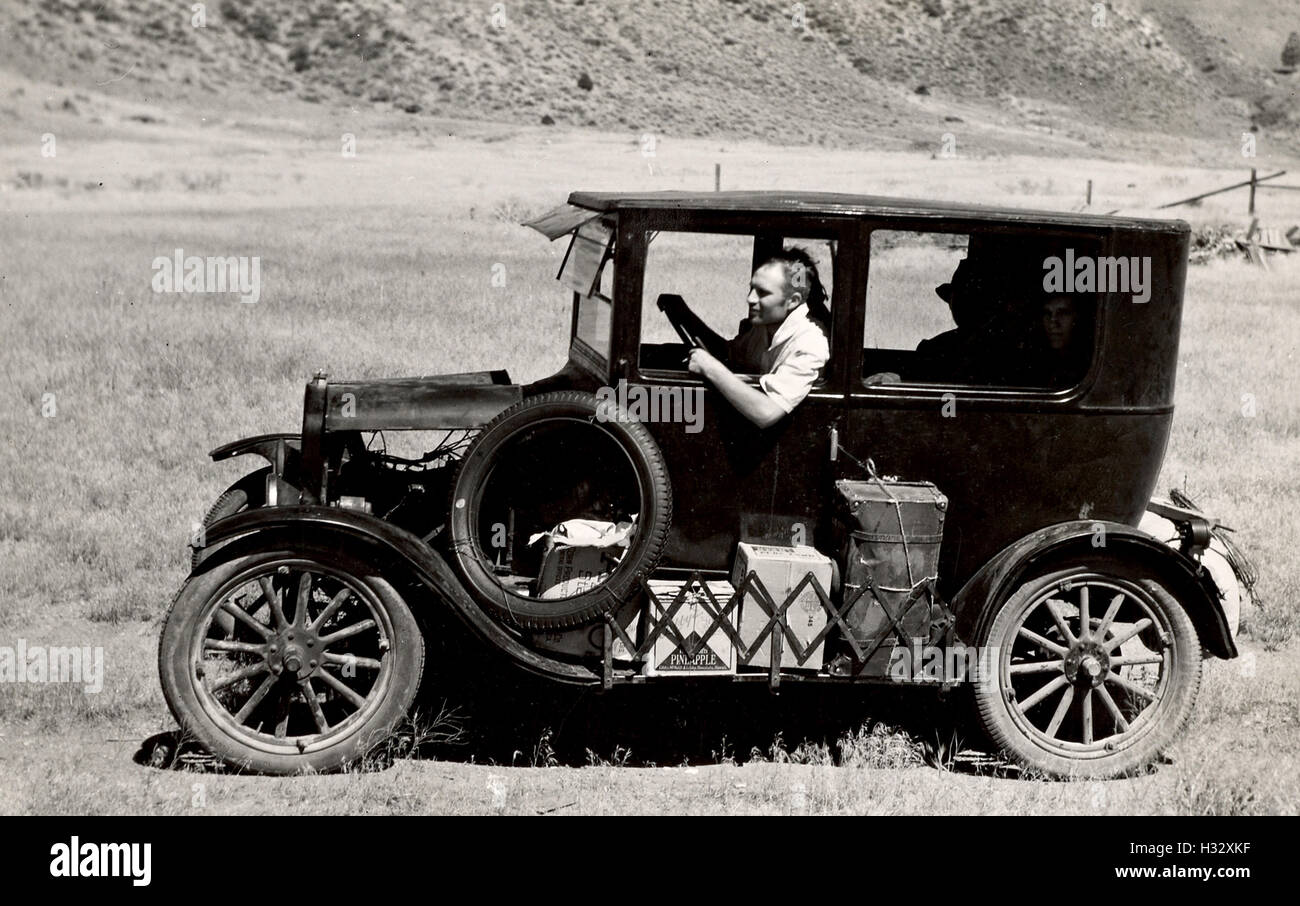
<box><xmin>640</xmin><ymin>232</ymin><xmax>752</xmax><ymax>364</ymax></box>
<box><xmin>638</xmin><ymin>230</ymin><xmax>834</xmax><ymax>376</ymax></box>
<box><xmin>862</xmin><ymin>230</ymin><xmax>1097</xmax><ymax>389</ymax></box>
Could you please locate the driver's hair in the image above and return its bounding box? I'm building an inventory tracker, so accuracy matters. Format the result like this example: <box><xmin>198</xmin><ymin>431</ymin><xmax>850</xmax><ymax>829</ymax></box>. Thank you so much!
<box><xmin>761</xmin><ymin>246</ymin><xmax>831</xmax><ymax>335</ymax></box>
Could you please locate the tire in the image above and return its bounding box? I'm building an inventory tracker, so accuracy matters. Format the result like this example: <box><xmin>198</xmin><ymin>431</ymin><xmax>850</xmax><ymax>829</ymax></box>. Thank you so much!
<box><xmin>159</xmin><ymin>545</ymin><xmax>424</xmax><ymax>774</ymax></box>
<box><xmin>448</xmin><ymin>391</ymin><xmax>672</xmax><ymax>630</ymax></box>
<box><xmin>191</xmin><ymin>468</ymin><xmax>269</xmax><ymax>568</ymax></box>
<box><xmin>972</xmin><ymin>564</ymin><xmax>1201</xmax><ymax>779</ymax></box>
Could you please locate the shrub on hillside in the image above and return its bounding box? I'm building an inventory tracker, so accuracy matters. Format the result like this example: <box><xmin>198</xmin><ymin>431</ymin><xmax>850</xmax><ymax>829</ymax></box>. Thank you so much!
<box><xmin>1283</xmin><ymin>32</ymin><xmax>1300</xmax><ymax>68</ymax></box>
<box><xmin>289</xmin><ymin>43</ymin><xmax>311</xmax><ymax>71</ymax></box>
<box><xmin>246</xmin><ymin>10</ymin><xmax>279</xmax><ymax>41</ymax></box>
<box><xmin>1253</xmin><ymin>87</ymin><xmax>1299</xmax><ymax>129</ymax></box>
<box><xmin>220</xmin><ymin>1</ymin><xmax>278</xmax><ymax>41</ymax></box>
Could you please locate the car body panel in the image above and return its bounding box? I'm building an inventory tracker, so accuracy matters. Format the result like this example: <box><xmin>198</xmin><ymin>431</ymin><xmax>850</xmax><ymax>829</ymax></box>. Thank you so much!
<box><xmin>949</xmin><ymin>519</ymin><xmax>1236</xmax><ymax>659</ymax></box>
<box><xmin>323</xmin><ymin>373</ymin><xmax>521</xmax><ymax>431</ymax></box>
<box><xmin>210</xmin><ymin>432</ymin><xmax>301</xmax><ymax>463</ymax></box>
<box><xmin>195</xmin><ymin>191</ymin><xmax>1232</xmax><ymax>675</ymax></box>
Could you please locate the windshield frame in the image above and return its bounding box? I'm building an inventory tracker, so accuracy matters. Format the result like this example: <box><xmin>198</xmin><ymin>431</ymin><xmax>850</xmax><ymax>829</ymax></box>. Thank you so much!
<box><xmin>565</xmin><ymin>216</ymin><xmax>617</xmax><ymax>376</ymax></box>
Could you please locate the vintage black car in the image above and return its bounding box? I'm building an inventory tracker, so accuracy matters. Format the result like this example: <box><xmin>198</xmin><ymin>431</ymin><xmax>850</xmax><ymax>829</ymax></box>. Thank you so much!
<box><xmin>159</xmin><ymin>191</ymin><xmax>1238</xmax><ymax>778</ymax></box>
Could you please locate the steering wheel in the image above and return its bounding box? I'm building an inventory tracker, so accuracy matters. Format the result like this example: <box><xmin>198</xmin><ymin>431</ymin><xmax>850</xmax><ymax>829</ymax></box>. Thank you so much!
<box><xmin>656</xmin><ymin>294</ymin><xmax>699</xmax><ymax>347</ymax></box>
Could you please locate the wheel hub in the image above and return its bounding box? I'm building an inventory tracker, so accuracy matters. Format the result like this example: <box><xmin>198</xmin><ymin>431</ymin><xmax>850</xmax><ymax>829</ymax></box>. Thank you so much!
<box><xmin>1063</xmin><ymin>641</ymin><xmax>1110</xmax><ymax>687</ymax></box>
<box><xmin>266</xmin><ymin>629</ymin><xmax>322</xmax><ymax>681</ymax></box>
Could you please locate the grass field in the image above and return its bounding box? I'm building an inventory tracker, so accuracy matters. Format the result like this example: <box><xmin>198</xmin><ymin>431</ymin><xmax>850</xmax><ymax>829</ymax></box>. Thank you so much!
<box><xmin>2</xmin><ymin>110</ymin><xmax>1298</xmax><ymax>814</ymax></box>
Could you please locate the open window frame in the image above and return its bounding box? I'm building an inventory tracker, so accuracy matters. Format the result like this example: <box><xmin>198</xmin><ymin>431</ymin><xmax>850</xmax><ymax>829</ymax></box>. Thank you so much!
<box><xmin>857</xmin><ymin>221</ymin><xmax>1107</xmax><ymax>403</ymax></box>
<box><xmin>624</xmin><ymin>210</ymin><xmax>860</xmax><ymax>391</ymax></box>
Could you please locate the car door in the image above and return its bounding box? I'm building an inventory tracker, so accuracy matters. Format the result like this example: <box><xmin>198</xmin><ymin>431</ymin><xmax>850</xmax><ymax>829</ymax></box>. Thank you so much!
<box><xmin>623</xmin><ymin>212</ymin><xmax>854</xmax><ymax>571</ymax></box>
<box><xmin>838</xmin><ymin>221</ymin><xmax>1109</xmax><ymax>594</ymax></box>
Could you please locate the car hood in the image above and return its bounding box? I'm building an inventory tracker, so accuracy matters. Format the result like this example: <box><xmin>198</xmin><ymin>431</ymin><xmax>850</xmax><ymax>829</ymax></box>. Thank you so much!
<box><xmin>324</xmin><ymin>371</ymin><xmax>522</xmax><ymax>430</ymax></box>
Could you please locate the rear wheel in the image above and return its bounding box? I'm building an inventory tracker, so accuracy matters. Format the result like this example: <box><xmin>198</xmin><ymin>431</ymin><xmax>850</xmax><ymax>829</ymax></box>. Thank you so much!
<box><xmin>159</xmin><ymin>546</ymin><xmax>424</xmax><ymax>774</ymax></box>
<box><xmin>973</xmin><ymin>565</ymin><xmax>1201</xmax><ymax>779</ymax></box>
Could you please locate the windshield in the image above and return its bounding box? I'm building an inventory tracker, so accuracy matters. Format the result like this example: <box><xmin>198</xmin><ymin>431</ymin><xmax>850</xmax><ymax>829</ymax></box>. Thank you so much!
<box><xmin>565</xmin><ymin>219</ymin><xmax>614</xmax><ymax>362</ymax></box>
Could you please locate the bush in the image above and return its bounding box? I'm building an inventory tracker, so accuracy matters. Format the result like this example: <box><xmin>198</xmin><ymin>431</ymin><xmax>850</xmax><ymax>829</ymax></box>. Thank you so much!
<box><xmin>1283</xmin><ymin>32</ymin><xmax>1300</xmax><ymax>68</ymax></box>
<box><xmin>289</xmin><ymin>43</ymin><xmax>311</xmax><ymax>71</ymax></box>
<box><xmin>246</xmin><ymin>10</ymin><xmax>279</xmax><ymax>42</ymax></box>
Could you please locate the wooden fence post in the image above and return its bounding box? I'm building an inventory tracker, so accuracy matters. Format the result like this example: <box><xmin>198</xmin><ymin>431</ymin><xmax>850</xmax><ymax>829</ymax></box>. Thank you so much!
<box><xmin>715</xmin><ymin>163</ymin><xmax>721</xmax><ymax>192</ymax></box>
<box><xmin>1249</xmin><ymin>168</ymin><xmax>1257</xmax><ymax>215</ymax></box>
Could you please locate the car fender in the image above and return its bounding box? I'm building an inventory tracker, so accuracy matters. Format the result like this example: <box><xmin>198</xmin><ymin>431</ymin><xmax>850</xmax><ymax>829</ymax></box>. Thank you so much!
<box><xmin>951</xmin><ymin>519</ymin><xmax>1236</xmax><ymax>659</ymax></box>
<box><xmin>210</xmin><ymin>432</ymin><xmax>301</xmax><ymax>469</ymax></box>
<box><xmin>194</xmin><ymin>505</ymin><xmax>601</xmax><ymax>686</ymax></box>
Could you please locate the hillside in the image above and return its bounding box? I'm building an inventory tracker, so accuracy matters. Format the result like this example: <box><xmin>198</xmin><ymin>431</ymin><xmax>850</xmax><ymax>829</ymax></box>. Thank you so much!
<box><xmin>1</xmin><ymin>0</ymin><xmax>1297</xmax><ymax>151</ymax></box>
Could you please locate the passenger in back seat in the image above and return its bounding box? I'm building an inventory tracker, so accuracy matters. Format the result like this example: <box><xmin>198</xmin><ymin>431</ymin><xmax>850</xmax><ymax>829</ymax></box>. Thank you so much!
<box><xmin>916</xmin><ymin>259</ymin><xmax>985</xmax><ymax>364</ymax></box>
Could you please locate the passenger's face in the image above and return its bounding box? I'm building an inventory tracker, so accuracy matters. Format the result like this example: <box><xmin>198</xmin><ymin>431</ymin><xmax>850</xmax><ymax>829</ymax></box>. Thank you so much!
<box><xmin>748</xmin><ymin>263</ymin><xmax>798</xmax><ymax>326</ymax></box>
<box><xmin>1043</xmin><ymin>297</ymin><xmax>1076</xmax><ymax>350</ymax></box>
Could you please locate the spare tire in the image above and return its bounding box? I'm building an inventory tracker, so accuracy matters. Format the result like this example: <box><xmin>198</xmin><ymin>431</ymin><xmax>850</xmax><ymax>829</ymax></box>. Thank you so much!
<box><xmin>448</xmin><ymin>391</ymin><xmax>672</xmax><ymax>630</ymax></box>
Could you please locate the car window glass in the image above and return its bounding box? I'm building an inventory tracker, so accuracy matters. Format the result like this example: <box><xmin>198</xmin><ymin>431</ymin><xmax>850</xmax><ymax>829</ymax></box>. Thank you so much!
<box><xmin>639</xmin><ymin>231</ymin><xmax>833</xmax><ymax>377</ymax></box>
<box><xmin>575</xmin><ymin>292</ymin><xmax>611</xmax><ymax>361</ymax></box>
<box><xmin>572</xmin><ymin>232</ymin><xmax>614</xmax><ymax>362</ymax></box>
<box><xmin>863</xmin><ymin>230</ymin><xmax>1096</xmax><ymax>390</ymax></box>
<box><xmin>560</xmin><ymin>220</ymin><xmax>613</xmax><ymax>296</ymax></box>
<box><xmin>641</xmin><ymin>232</ymin><xmax>752</xmax><ymax>350</ymax></box>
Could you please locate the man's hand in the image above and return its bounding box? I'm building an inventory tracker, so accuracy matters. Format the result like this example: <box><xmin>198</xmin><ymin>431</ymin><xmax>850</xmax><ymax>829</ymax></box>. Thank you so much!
<box><xmin>685</xmin><ymin>346</ymin><xmax>720</xmax><ymax>378</ymax></box>
<box><xmin>687</xmin><ymin>348</ymin><xmax>787</xmax><ymax>429</ymax></box>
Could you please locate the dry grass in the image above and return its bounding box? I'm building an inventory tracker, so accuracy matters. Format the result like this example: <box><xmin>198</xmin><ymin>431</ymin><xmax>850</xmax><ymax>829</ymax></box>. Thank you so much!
<box><xmin>1</xmin><ymin>108</ymin><xmax>1298</xmax><ymax>814</ymax></box>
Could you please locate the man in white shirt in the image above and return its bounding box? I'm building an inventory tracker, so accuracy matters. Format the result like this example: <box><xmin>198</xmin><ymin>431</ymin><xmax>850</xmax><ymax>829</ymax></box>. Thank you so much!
<box><xmin>684</xmin><ymin>256</ymin><xmax>831</xmax><ymax>428</ymax></box>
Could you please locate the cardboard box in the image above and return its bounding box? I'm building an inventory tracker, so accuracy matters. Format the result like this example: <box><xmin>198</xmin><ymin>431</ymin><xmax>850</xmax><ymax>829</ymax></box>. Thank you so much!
<box><xmin>643</xmin><ymin>579</ymin><xmax>737</xmax><ymax>676</ymax></box>
<box><xmin>731</xmin><ymin>543</ymin><xmax>832</xmax><ymax>671</ymax></box>
<box><xmin>536</xmin><ymin>545</ymin><xmax>618</xmax><ymax>598</ymax></box>
<box><xmin>526</xmin><ymin>600</ymin><xmax>642</xmax><ymax>661</ymax></box>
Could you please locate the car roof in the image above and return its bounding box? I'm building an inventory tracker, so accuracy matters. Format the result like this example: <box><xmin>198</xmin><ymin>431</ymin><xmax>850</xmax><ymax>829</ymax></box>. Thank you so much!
<box><xmin>566</xmin><ymin>190</ymin><xmax>1189</xmax><ymax>234</ymax></box>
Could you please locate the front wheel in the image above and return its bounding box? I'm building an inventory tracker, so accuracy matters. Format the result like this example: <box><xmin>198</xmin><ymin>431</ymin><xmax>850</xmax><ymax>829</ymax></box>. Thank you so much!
<box><xmin>159</xmin><ymin>546</ymin><xmax>424</xmax><ymax>774</ymax></box>
<box><xmin>973</xmin><ymin>566</ymin><xmax>1201</xmax><ymax>779</ymax></box>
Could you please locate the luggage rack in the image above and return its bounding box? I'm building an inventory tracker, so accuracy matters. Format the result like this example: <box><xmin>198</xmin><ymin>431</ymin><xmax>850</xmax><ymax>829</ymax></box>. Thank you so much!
<box><xmin>597</xmin><ymin>569</ymin><xmax>945</xmax><ymax>691</ymax></box>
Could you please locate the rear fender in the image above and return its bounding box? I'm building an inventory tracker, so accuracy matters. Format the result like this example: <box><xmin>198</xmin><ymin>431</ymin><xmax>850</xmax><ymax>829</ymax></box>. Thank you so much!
<box><xmin>195</xmin><ymin>505</ymin><xmax>600</xmax><ymax>686</ymax></box>
<box><xmin>952</xmin><ymin>520</ymin><xmax>1236</xmax><ymax>659</ymax></box>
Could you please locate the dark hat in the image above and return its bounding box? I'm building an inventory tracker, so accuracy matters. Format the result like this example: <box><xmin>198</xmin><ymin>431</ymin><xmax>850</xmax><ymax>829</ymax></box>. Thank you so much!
<box><xmin>935</xmin><ymin>258</ymin><xmax>979</xmax><ymax>304</ymax></box>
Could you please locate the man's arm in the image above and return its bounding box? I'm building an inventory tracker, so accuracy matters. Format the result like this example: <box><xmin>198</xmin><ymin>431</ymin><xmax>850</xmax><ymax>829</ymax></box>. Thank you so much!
<box><xmin>686</xmin><ymin>348</ymin><xmax>788</xmax><ymax>428</ymax></box>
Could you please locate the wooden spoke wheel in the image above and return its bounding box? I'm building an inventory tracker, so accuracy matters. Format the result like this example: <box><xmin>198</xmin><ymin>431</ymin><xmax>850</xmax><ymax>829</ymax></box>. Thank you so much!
<box><xmin>974</xmin><ymin>567</ymin><xmax>1201</xmax><ymax>779</ymax></box>
<box><xmin>160</xmin><ymin>547</ymin><xmax>423</xmax><ymax>774</ymax></box>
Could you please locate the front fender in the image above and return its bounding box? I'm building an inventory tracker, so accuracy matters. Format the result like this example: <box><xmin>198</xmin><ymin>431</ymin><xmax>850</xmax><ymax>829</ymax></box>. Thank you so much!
<box><xmin>195</xmin><ymin>505</ymin><xmax>600</xmax><ymax>686</ymax></box>
<box><xmin>952</xmin><ymin>520</ymin><xmax>1237</xmax><ymax>659</ymax></box>
<box><xmin>210</xmin><ymin>432</ymin><xmax>300</xmax><ymax>469</ymax></box>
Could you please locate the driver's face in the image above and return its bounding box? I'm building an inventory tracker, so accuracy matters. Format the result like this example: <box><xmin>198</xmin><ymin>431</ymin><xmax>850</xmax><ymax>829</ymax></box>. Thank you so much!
<box><xmin>747</xmin><ymin>263</ymin><xmax>799</xmax><ymax>326</ymax></box>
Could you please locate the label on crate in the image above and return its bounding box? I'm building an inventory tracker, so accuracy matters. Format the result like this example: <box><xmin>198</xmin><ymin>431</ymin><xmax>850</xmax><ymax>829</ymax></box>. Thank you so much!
<box><xmin>646</xmin><ymin>580</ymin><xmax>736</xmax><ymax>676</ymax></box>
<box><xmin>657</xmin><ymin>631</ymin><xmax>728</xmax><ymax>672</ymax></box>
